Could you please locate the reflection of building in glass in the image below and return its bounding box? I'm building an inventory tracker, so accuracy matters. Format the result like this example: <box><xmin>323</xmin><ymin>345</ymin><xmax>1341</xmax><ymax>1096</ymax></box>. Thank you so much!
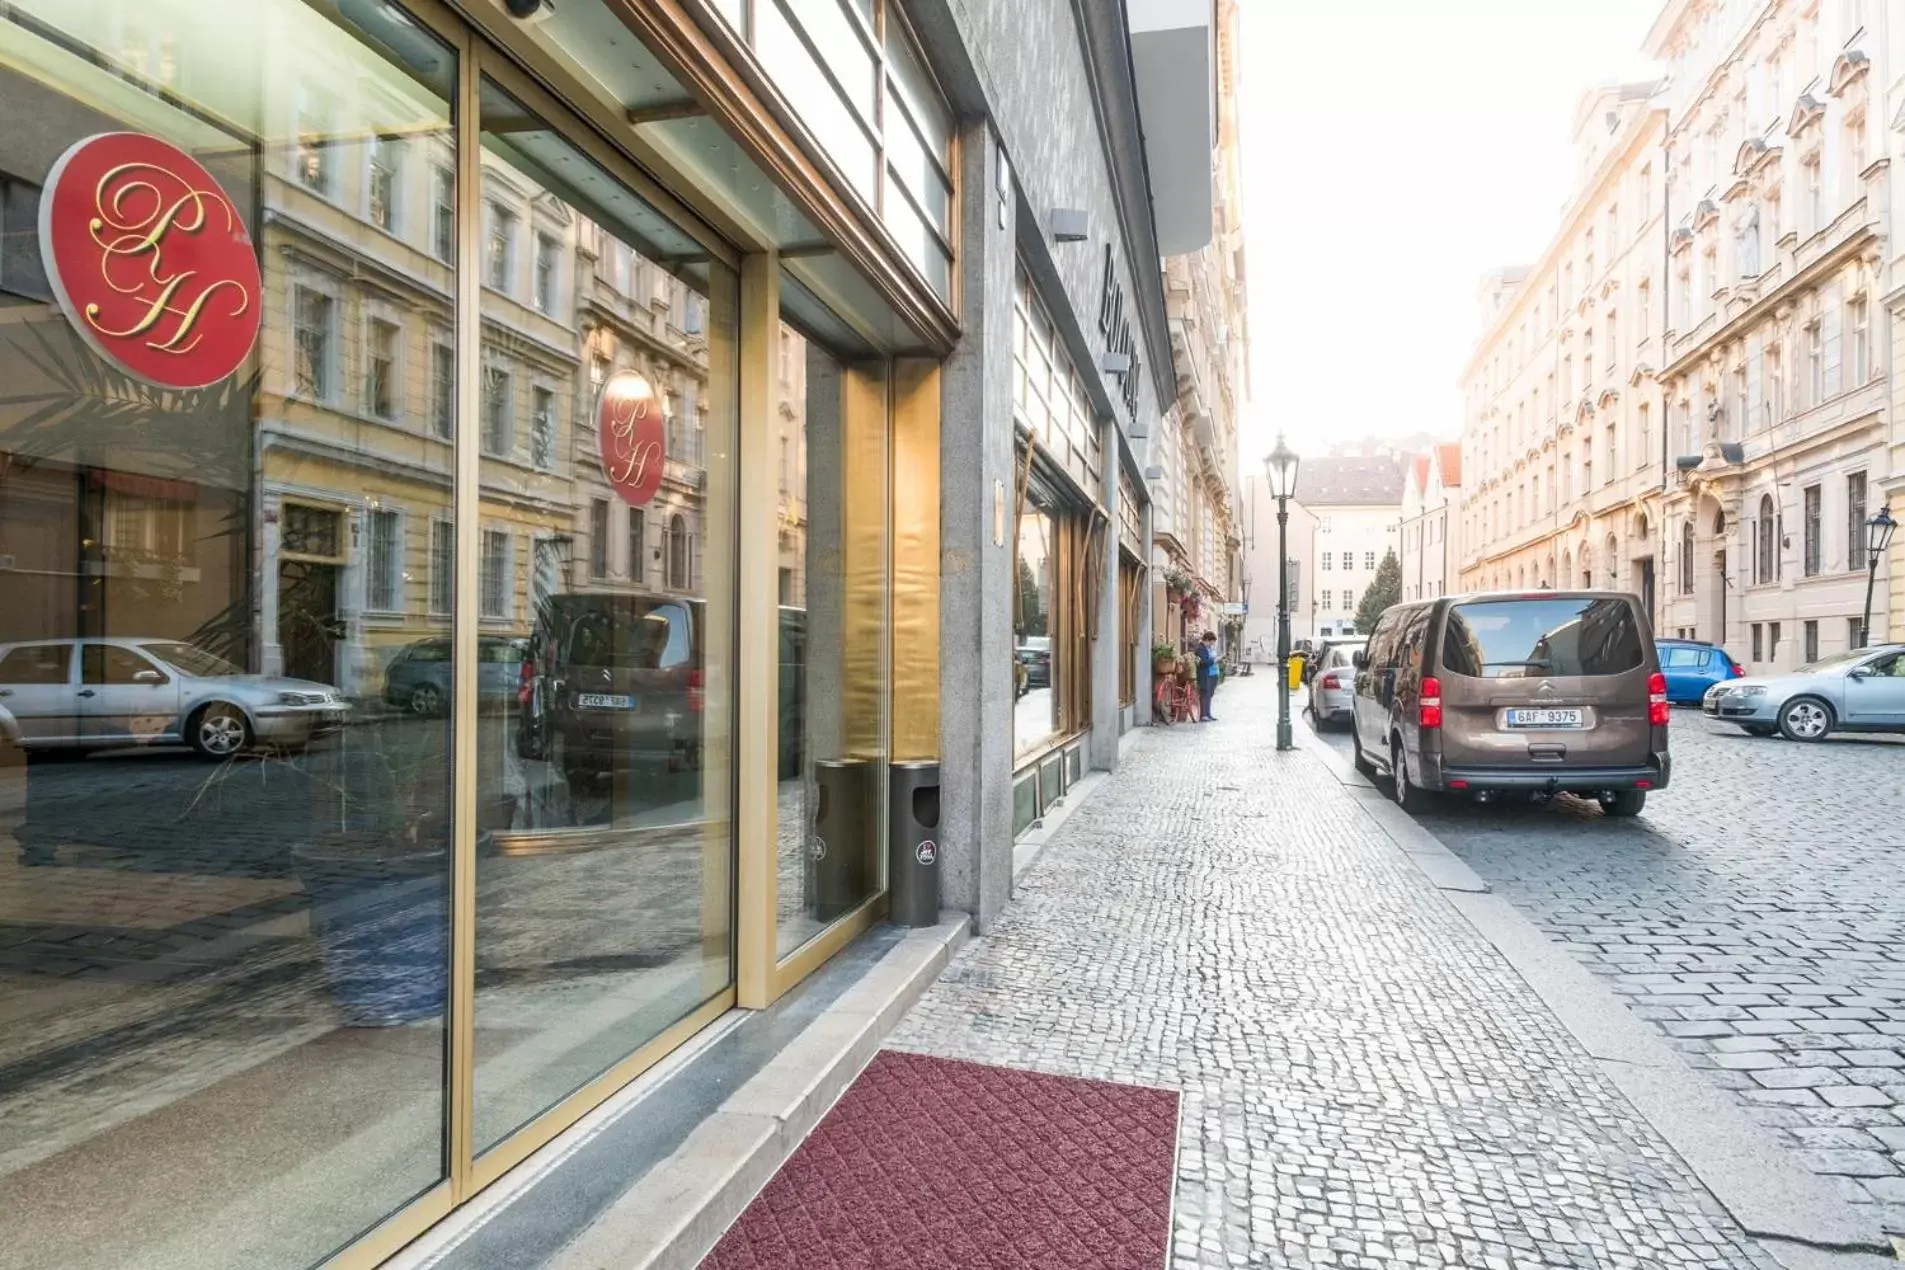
<box><xmin>776</xmin><ymin>327</ymin><xmax>809</xmax><ymax>609</ymax></box>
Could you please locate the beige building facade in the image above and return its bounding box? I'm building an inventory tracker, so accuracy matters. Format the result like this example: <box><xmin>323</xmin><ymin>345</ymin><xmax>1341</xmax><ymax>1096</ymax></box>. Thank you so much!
<box><xmin>1649</xmin><ymin>0</ymin><xmax>1899</xmax><ymax>666</ymax></box>
<box><xmin>1399</xmin><ymin>445</ymin><xmax>1463</xmax><ymax>603</ymax></box>
<box><xmin>1460</xmin><ymin>84</ymin><xmax>1670</xmax><ymax>614</ymax></box>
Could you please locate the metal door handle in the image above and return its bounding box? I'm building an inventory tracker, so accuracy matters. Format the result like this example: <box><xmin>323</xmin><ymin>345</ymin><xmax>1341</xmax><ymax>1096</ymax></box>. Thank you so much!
<box><xmin>76</xmin><ymin>689</ymin><xmax>95</xmax><ymax>698</ymax></box>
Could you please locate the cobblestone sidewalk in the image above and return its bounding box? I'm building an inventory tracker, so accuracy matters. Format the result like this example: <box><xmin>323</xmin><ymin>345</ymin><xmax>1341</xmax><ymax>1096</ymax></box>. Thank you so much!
<box><xmin>887</xmin><ymin>676</ymin><xmax>1781</xmax><ymax>1269</ymax></box>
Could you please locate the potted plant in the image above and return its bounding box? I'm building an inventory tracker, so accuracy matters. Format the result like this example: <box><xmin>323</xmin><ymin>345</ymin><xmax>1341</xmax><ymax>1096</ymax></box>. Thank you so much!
<box><xmin>1152</xmin><ymin>640</ymin><xmax>1180</xmax><ymax>674</ymax></box>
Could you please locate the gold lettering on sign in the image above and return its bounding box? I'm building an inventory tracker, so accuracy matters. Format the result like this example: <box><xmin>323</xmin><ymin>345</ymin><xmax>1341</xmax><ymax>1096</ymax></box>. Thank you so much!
<box><xmin>84</xmin><ymin>161</ymin><xmax>251</xmax><ymax>356</ymax></box>
<box><xmin>605</xmin><ymin>386</ymin><xmax>661</xmax><ymax>488</ymax></box>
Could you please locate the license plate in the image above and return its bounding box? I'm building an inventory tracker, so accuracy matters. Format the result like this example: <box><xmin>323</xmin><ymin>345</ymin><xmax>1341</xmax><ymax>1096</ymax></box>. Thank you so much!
<box><xmin>1506</xmin><ymin>707</ymin><xmax>1584</xmax><ymax>729</ymax></box>
<box><xmin>576</xmin><ymin>692</ymin><xmax>635</xmax><ymax>710</ymax></box>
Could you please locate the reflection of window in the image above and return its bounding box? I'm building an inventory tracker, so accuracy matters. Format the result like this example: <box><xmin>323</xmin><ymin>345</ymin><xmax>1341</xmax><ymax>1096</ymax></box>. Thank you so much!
<box><xmin>293</xmin><ymin>286</ymin><xmax>333</xmax><ymax>399</ymax></box>
<box><xmin>1803</xmin><ymin>483</ymin><xmax>1821</xmax><ymax>575</ymax></box>
<box><xmin>530</xmin><ymin>387</ymin><xmax>555</xmax><ymax>469</ymax></box>
<box><xmin>480</xmin><ymin>529</ymin><xmax>510</xmax><ymax>619</ymax></box>
<box><xmin>431</xmin><ymin>165</ymin><xmax>454</xmax><ymax>262</ymax></box>
<box><xmin>666</xmin><ymin>513</ymin><xmax>690</xmax><ymax>590</ymax></box>
<box><xmin>430</xmin><ymin>519</ymin><xmax>453</xmax><ymax>614</ymax></box>
<box><xmin>0</xmin><ymin>176</ymin><xmax>51</xmax><ymax>301</ymax></box>
<box><xmin>431</xmin><ymin>341</ymin><xmax>454</xmax><ymax>438</ymax></box>
<box><xmin>590</xmin><ymin>355</ymin><xmax>608</xmax><ymax>390</ymax></box>
<box><xmin>295</xmin><ymin>85</ymin><xmax>332</xmax><ymax>193</ymax></box>
<box><xmin>366</xmin><ymin>319</ymin><xmax>398</xmax><ymax>419</ymax></box>
<box><xmin>534</xmin><ymin>233</ymin><xmax>559</xmax><ymax>313</ymax></box>
<box><xmin>482</xmin><ymin>365</ymin><xmax>510</xmax><ymax>455</ymax></box>
<box><xmin>590</xmin><ymin>499</ymin><xmax>608</xmax><ymax>578</ymax></box>
<box><xmin>485</xmin><ymin>202</ymin><xmax>515</xmax><ymax>291</ymax></box>
<box><xmin>367</xmin><ymin>135</ymin><xmax>399</xmax><ymax>231</ymax></box>
<box><xmin>366</xmin><ymin>509</ymin><xmax>400</xmax><ymax>612</ymax></box>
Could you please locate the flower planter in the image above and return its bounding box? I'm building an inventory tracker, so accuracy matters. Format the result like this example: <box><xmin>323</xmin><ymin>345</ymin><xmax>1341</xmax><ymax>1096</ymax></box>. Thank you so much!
<box><xmin>294</xmin><ymin>833</ymin><xmax>448</xmax><ymax>1027</ymax></box>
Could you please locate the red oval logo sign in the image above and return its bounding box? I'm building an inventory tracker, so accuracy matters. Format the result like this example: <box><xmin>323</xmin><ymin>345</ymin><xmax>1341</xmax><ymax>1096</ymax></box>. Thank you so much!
<box><xmin>39</xmin><ymin>133</ymin><xmax>262</xmax><ymax>391</ymax></box>
<box><xmin>598</xmin><ymin>370</ymin><xmax>665</xmax><ymax>506</ymax></box>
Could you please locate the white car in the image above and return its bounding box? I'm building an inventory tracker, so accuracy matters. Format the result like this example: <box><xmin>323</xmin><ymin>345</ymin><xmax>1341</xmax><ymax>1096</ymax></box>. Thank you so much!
<box><xmin>0</xmin><ymin>638</ymin><xmax>348</xmax><ymax>759</ymax></box>
<box><xmin>1702</xmin><ymin>643</ymin><xmax>1905</xmax><ymax>741</ymax></box>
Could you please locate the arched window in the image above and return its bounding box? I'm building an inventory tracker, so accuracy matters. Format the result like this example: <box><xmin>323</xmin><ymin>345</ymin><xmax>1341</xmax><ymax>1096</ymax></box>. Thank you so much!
<box><xmin>1756</xmin><ymin>494</ymin><xmax>1775</xmax><ymax>584</ymax></box>
<box><xmin>666</xmin><ymin>513</ymin><xmax>690</xmax><ymax>590</ymax></box>
<box><xmin>1680</xmin><ymin>520</ymin><xmax>1695</xmax><ymax>593</ymax></box>
<box><xmin>1605</xmin><ymin>534</ymin><xmax>1619</xmax><ymax>588</ymax></box>
<box><xmin>1561</xmin><ymin>548</ymin><xmax>1572</xmax><ymax>587</ymax></box>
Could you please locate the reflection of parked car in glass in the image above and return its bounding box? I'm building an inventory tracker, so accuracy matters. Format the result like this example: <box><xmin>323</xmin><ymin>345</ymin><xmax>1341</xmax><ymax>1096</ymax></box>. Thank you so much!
<box><xmin>0</xmin><ymin>638</ymin><xmax>348</xmax><ymax>760</ymax></box>
<box><xmin>384</xmin><ymin>636</ymin><xmax>524</xmax><ymax>716</ymax></box>
<box><xmin>1703</xmin><ymin>644</ymin><xmax>1905</xmax><ymax>741</ymax></box>
<box><xmin>1017</xmin><ymin>636</ymin><xmax>1051</xmax><ymax>688</ymax></box>
<box><xmin>515</xmin><ymin>592</ymin><xmax>703</xmax><ymax>786</ymax></box>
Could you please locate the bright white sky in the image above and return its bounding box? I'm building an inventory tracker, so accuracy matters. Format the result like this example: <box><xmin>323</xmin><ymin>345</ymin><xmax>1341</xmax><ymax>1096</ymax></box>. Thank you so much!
<box><xmin>1235</xmin><ymin>0</ymin><xmax>1664</xmax><ymax>466</ymax></box>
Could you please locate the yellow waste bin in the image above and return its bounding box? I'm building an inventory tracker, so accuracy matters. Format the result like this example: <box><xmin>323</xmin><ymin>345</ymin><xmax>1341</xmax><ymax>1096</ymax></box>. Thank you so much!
<box><xmin>1286</xmin><ymin>653</ymin><xmax>1304</xmax><ymax>692</ymax></box>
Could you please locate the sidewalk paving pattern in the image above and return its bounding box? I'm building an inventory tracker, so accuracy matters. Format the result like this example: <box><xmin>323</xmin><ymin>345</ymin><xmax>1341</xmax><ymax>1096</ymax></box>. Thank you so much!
<box><xmin>888</xmin><ymin>675</ymin><xmax>1780</xmax><ymax>1269</ymax></box>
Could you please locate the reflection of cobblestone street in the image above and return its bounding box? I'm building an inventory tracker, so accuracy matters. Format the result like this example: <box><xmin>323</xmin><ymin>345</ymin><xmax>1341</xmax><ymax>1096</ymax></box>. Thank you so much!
<box><xmin>891</xmin><ymin>675</ymin><xmax>1784</xmax><ymax>1269</ymax></box>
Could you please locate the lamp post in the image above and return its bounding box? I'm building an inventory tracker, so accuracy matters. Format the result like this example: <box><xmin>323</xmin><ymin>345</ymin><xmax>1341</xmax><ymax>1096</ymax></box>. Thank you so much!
<box><xmin>1859</xmin><ymin>507</ymin><xmax>1897</xmax><ymax>648</ymax></box>
<box><xmin>1263</xmin><ymin>436</ymin><xmax>1300</xmax><ymax>751</ymax></box>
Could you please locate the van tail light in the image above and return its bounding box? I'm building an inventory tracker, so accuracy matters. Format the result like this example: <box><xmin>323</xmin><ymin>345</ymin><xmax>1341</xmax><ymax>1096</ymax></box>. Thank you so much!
<box><xmin>686</xmin><ymin>668</ymin><xmax>705</xmax><ymax>713</ymax></box>
<box><xmin>1419</xmin><ymin>676</ymin><xmax>1443</xmax><ymax>730</ymax></box>
<box><xmin>1321</xmin><ymin>672</ymin><xmax>1340</xmax><ymax>689</ymax></box>
<box><xmin>1648</xmin><ymin>671</ymin><xmax>1670</xmax><ymax>726</ymax></box>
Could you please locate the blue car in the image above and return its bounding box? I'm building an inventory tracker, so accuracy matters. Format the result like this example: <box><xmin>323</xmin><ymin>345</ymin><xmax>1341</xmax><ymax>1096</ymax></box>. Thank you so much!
<box><xmin>1655</xmin><ymin>637</ymin><xmax>1743</xmax><ymax>704</ymax></box>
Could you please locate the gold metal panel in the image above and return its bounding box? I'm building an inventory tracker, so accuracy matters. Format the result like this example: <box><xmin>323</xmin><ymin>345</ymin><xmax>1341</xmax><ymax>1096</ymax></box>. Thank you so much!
<box><xmin>318</xmin><ymin>1184</ymin><xmax>455</xmax><ymax>1270</ymax></box>
<box><xmin>734</xmin><ymin>251</ymin><xmax>781</xmax><ymax>1010</ymax></box>
<box><xmin>467</xmin><ymin>992</ymin><xmax>735</xmax><ymax>1193</ymax></box>
<box><xmin>891</xmin><ymin>359</ymin><xmax>941</xmax><ymax>762</ymax></box>
<box><xmin>702</xmin><ymin>255</ymin><xmax>743</xmax><ymax>971</ymax></box>
<box><xmin>840</xmin><ymin>364</ymin><xmax>889</xmax><ymax>760</ymax></box>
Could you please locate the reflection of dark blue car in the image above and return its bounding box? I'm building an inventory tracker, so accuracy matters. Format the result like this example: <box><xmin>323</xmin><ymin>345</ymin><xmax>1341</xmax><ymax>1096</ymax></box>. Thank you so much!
<box><xmin>384</xmin><ymin>637</ymin><xmax>523</xmax><ymax>716</ymax></box>
<box><xmin>1655</xmin><ymin>637</ymin><xmax>1742</xmax><ymax>704</ymax></box>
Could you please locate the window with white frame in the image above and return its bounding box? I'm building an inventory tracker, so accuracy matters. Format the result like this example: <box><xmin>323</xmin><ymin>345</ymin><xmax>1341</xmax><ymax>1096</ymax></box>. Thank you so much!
<box><xmin>1803</xmin><ymin>152</ymin><xmax>1823</xmax><ymax>232</ymax></box>
<box><xmin>294</xmin><ymin>84</ymin><xmax>333</xmax><ymax>194</ymax></box>
<box><xmin>485</xmin><ymin>202</ymin><xmax>515</xmax><ymax>292</ymax></box>
<box><xmin>431</xmin><ymin>340</ymin><xmax>454</xmax><ymax>439</ymax></box>
<box><xmin>1848</xmin><ymin>471</ymin><xmax>1868</xmax><ymax>571</ymax></box>
<box><xmin>1363</xmin><ymin>551</ymin><xmax>1375</xmax><ymax>570</ymax></box>
<box><xmin>1806</xmin><ymin>319</ymin><xmax>1824</xmax><ymax>405</ymax></box>
<box><xmin>480</xmin><ymin>528</ymin><xmax>511</xmax><ymax>619</ymax></box>
<box><xmin>293</xmin><ymin>285</ymin><xmax>333</xmax><ymax>400</ymax></box>
<box><xmin>365</xmin><ymin>508</ymin><xmax>401</xmax><ymax>613</ymax></box>
<box><xmin>1849</xmin><ymin>295</ymin><xmax>1869</xmax><ymax>384</ymax></box>
<box><xmin>1321</xmin><ymin>590</ymin><xmax>1332</xmax><ymax>611</ymax></box>
<box><xmin>366</xmin><ymin>318</ymin><xmax>399</xmax><ymax>420</ymax></box>
<box><xmin>534</xmin><ymin>233</ymin><xmax>559</xmax><ymax>314</ymax></box>
<box><xmin>482</xmin><ymin>365</ymin><xmax>511</xmax><ymax>456</ymax></box>
<box><xmin>367</xmin><ymin>134</ymin><xmax>400</xmax><ymax>232</ymax></box>
<box><xmin>431</xmin><ymin>165</ymin><xmax>454</xmax><ymax>262</ymax></box>
<box><xmin>430</xmin><ymin>519</ymin><xmax>453</xmax><ymax>615</ymax></box>
<box><xmin>1803</xmin><ymin>483</ymin><xmax>1822</xmax><ymax>575</ymax></box>
<box><xmin>1320</xmin><ymin>552</ymin><xmax>1331</xmax><ymax>571</ymax></box>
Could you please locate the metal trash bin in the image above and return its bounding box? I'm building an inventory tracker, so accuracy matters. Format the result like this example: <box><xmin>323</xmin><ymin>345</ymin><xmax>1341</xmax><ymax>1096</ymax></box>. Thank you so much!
<box><xmin>888</xmin><ymin>761</ymin><xmax>941</xmax><ymax>927</ymax></box>
<box><xmin>809</xmin><ymin>758</ymin><xmax>873</xmax><ymax>921</ymax></box>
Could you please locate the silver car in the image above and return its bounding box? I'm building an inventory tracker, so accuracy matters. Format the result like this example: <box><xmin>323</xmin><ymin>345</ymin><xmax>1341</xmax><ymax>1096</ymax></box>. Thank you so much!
<box><xmin>0</xmin><ymin>638</ymin><xmax>348</xmax><ymax>759</ymax></box>
<box><xmin>1306</xmin><ymin>639</ymin><xmax>1366</xmax><ymax>728</ymax></box>
<box><xmin>1702</xmin><ymin>643</ymin><xmax>1905</xmax><ymax>741</ymax></box>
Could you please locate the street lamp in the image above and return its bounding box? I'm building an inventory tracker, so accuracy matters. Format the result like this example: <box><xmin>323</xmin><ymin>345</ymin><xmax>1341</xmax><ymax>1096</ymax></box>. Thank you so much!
<box><xmin>1263</xmin><ymin>435</ymin><xmax>1301</xmax><ymax>751</ymax></box>
<box><xmin>1859</xmin><ymin>507</ymin><xmax>1897</xmax><ymax>648</ymax></box>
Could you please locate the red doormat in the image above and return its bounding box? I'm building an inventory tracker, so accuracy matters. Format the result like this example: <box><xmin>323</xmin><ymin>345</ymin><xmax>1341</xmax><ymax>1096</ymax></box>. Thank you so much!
<box><xmin>702</xmin><ymin>1050</ymin><xmax>1179</xmax><ymax>1270</ymax></box>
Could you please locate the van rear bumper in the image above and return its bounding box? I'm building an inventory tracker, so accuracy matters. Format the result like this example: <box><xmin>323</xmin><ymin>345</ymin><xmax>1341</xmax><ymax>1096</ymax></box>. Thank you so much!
<box><xmin>1433</xmin><ymin>757</ymin><xmax>1670</xmax><ymax>793</ymax></box>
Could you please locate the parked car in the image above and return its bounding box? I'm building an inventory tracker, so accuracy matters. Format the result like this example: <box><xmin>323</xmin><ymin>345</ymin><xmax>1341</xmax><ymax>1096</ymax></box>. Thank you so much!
<box><xmin>515</xmin><ymin>592</ymin><xmax>704</xmax><ymax>786</ymax></box>
<box><xmin>1655</xmin><ymin>637</ymin><xmax>1742</xmax><ymax>704</ymax></box>
<box><xmin>0</xmin><ymin>637</ymin><xmax>347</xmax><ymax>759</ymax></box>
<box><xmin>384</xmin><ymin>636</ymin><xmax>525</xmax><ymax>716</ymax></box>
<box><xmin>1350</xmin><ymin>590</ymin><xmax>1669</xmax><ymax>817</ymax></box>
<box><xmin>1306</xmin><ymin>638</ymin><xmax>1365</xmax><ymax>728</ymax></box>
<box><xmin>1702</xmin><ymin>643</ymin><xmax>1905</xmax><ymax>741</ymax></box>
<box><xmin>1017</xmin><ymin>636</ymin><xmax>1051</xmax><ymax>688</ymax></box>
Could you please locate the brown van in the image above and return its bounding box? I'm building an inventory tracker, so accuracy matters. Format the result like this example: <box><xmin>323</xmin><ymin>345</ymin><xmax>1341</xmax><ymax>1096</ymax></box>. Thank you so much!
<box><xmin>1349</xmin><ymin>591</ymin><xmax>1669</xmax><ymax>816</ymax></box>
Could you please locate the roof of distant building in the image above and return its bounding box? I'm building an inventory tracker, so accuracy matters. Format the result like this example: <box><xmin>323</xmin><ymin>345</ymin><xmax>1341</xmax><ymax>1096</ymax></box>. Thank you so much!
<box><xmin>1409</xmin><ymin>454</ymin><xmax>1430</xmax><ymax>494</ymax></box>
<box><xmin>1293</xmin><ymin>454</ymin><xmax>1409</xmax><ymax>508</ymax></box>
<box><xmin>1434</xmin><ymin>443</ymin><xmax>1462</xmax><ymax>489</ymax></box>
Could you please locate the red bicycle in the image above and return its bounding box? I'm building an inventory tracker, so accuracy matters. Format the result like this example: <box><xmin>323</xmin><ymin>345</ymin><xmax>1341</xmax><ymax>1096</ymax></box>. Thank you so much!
<box><xmin>1153</xmin><ymin>670</ymin><xmax>1199</xmax><ymax>725</ymax></box>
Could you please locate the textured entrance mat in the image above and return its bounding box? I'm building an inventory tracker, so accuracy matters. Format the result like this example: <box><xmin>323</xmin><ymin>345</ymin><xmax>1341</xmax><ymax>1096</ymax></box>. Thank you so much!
<box><xmin>702</xmin><ymin>1050</ymin><xmax>1179</xmax><ymax>1269</ymax></box>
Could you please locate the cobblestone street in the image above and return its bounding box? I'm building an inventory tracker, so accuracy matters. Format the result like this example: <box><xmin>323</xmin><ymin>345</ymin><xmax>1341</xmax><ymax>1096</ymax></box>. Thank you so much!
<box><xmin>1311</xmin><ymin>708</ymin><xmax>1905</xmax><ymax>1236</ymax></box>
<box><xmin>889</xmin><ymin>674</ymin><xmax>1795</xmax><ymax>1269</ymax></box>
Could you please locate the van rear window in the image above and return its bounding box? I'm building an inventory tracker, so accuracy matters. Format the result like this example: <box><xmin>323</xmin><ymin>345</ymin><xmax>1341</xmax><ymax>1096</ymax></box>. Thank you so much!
<box><xmin>1441</xmin><ymin>598</ymin><xmax>1643</xmax><ymax>678</ymax></box>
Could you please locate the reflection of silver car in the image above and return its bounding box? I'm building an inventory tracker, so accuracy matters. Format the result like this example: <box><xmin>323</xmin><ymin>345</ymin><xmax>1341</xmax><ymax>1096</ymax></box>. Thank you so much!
<box><xmin>1306</xmin><ymin>639</ymin><xmax>1365</xmax><ymax>728</ymax></box>
<box><xmin>1702</xmin><ymin>643</ymin><xmax>1905</xmax><ymax>741</ymax></box>
<box><xmin>0</xmin><ymin>638</ymin><xmax>348</xmax><ymax>759</ymax></box>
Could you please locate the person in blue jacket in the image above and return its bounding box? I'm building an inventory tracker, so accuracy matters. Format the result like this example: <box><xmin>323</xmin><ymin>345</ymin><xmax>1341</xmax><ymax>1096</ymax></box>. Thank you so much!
<box><xmin>1194</xmin><ymin>630</ymin><xmax>1220</xmax><ymax>722</ymax></box>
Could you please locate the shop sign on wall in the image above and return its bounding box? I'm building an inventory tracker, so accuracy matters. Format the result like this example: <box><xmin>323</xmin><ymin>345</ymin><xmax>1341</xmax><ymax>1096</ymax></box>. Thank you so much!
<box><xmin>40</xmin><ymin>132</ymin><xmax>262</xmax><ymax>390</ymax></box>
<box><xmin>597</xmin><ymin>370</ymin><xmax>665</xmax><ymax>506</ymax></box>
